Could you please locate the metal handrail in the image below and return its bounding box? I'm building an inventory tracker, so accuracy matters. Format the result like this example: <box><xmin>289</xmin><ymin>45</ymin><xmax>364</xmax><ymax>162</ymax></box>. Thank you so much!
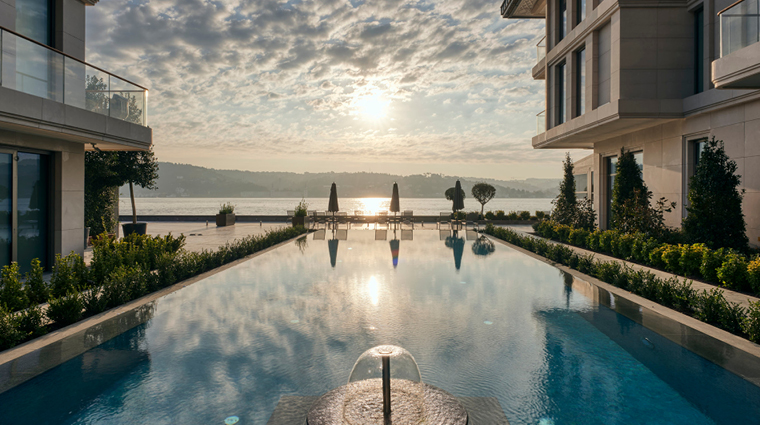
<box><xmin>501</xmin><ymin>0</ymin><xmax>509</xmax><ymax>16</ymax></box>
<box><xmin>0</xmin><ymin>25</ymin><xmax>148</xmax><ymax>91</ymax></box>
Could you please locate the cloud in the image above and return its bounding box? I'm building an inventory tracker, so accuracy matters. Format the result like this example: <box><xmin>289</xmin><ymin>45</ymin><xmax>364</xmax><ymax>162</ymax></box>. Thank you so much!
<box><xmin>85</xmin><ymin>0</ymin><xmax>562</xmax><ymax>176</ymax></box>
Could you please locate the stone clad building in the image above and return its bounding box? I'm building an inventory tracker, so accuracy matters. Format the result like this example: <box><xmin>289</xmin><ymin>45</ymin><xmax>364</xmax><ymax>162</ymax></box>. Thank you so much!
<box><xmin>0</xmin><ymin>0</ymin><xmax>151</xmax><ymax>271</ymax></box>
<box><xmin>501</xmin><ymin>0</ymin><xmax>760</xmax><ymax>244</ymax></box>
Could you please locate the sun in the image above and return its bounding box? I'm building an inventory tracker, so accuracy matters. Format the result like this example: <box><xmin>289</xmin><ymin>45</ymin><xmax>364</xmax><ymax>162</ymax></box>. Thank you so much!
<box><xmin>354</xmin><ymin>93</ymin><xmax>390</xmax><ymax>120</ymax></box>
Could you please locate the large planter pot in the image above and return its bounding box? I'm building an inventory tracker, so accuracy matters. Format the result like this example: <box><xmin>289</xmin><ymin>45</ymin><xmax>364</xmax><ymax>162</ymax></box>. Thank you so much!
<box><xmin>292</xmin><ymin>216</ymin><xmax>305</xmax><ymax>227</ymax></box>
<box><xmin>216</xmin><ymin>213</ymin><xmax>236</xmax><ymax>227</ymax></box>
<box><xmin>122</xmin><ymin>222</ymin><xmax>148</xmax><ymax>236</ymax></box>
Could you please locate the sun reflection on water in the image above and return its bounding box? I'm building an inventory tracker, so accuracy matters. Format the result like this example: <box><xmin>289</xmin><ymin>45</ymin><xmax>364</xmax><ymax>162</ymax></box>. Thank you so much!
<box><xmin>357</xmin><ymin>198</ymin><xmax>390</xmax><ymax>215</ymax></box>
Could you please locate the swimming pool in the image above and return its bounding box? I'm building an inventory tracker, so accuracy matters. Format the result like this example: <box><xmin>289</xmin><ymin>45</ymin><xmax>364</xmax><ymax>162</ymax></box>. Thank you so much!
<box><xmin>1</xmin><ymin>230</ymin><xmax>759</xmax><ymax>424</ymax></box>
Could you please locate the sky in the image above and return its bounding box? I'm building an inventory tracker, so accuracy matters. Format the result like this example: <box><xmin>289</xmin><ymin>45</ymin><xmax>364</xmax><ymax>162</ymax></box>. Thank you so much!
<box><xmin>85</xmin><ymin>0</ymin><xmax>580</xmax><ymax>180</ymax></box>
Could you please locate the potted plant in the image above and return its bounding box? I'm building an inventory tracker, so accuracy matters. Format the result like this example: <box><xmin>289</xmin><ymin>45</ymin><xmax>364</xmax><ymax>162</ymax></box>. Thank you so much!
<box><xmin>216</xmin><ymin>203</ymin><xmax>236</xmax><ymax>227</ymax></box>
<box><xmin>117</xmin><ymin>148</ymin><xmax>159</xmax><ymax>236</ymax></box>
<box><xmin>292</xmin><ymin>199</ymin><xmax>308</xmax><ymax>227</ymax></box>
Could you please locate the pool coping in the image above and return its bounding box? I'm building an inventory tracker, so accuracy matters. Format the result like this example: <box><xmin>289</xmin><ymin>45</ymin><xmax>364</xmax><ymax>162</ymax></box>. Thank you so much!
<box><xmin>0</xmin><ymin>233</ymin><xmax>308</xmax><ymax>394</ymax></box>
<box><xmin>486</xmin><ymin>234</ymin><xmax>760</xmax><ymax>388</ymax></box>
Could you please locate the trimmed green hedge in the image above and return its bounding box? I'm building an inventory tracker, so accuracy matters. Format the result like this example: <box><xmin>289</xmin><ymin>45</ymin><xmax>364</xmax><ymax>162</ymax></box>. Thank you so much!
<box><xmin>483</xmin><ymin>210</ymin><xmax>544</xmax><ymax>221</ymax></box>
<box><xmin>534</xmin><ymin>220</ymin><xmax>760</xmax><ymax>297</ymax></box>
<box><xmin>0</xmin><ymin>226</ymin><xmax>307</xmax><ymax>351</ymax></box>
<box><xmin>483</xmin><ymin>224</ymin><xmax>760</xmax><ymax>344</ymax></box>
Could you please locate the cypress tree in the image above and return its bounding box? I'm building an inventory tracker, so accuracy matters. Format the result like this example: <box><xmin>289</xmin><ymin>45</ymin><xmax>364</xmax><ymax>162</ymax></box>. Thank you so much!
<box><xmin>552</xmin><ymin>153</ymin><xmax>576</xmax><ymax>225</ymax></box>
<box><xmin>611</xmin><ymin>148</ymin><xmax>647</xmax><ymax>231</ymax></box>
<box><xmin>683</xmin><ymin>137</ymin><xmax>747</xmax><ymax>250</ymax></box>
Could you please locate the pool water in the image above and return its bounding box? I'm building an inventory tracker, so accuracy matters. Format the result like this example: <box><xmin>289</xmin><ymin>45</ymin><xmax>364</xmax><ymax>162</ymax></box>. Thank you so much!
<box><xmin>1</xmin><ymin>230</ymin><xmax>759</xmax><ymax>424</ymax></box>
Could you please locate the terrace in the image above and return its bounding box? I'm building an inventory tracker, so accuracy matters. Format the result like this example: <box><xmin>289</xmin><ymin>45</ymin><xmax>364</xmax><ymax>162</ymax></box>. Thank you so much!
<box><xmin>0</xmin><ymin>26</ymin><xmax>150</xmax><ymax>150</ymax></box>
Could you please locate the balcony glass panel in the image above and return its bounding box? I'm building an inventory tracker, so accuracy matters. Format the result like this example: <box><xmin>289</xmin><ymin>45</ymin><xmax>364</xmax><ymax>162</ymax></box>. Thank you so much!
<box><xmin>537</xmin><ymin>110</ymin><xmax>546</xmax><ymax>135</ymax></box>
<box><xmin>537</xmin><ymin>36</ymin><xmax>546</xmax><ymax>62</ymax></box>
<box><xmin>1</xmin><ymin>30</ymin><xmax>63</xmax><ymax>102</ymax></box>
<box><xmin>720</xmin><ymin>0</ymin><xmax>760</xmax><ymax>57</ymax></box>
<box><xmin>0</xmin><ymin>27</ymin><xmax>148</xmax><ymax>127</ymax></box>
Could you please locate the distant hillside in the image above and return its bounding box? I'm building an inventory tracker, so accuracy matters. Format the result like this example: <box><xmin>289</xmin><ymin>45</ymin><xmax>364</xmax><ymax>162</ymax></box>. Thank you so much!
<box><xmin>129</xmin><ymin>162</ymin><xmax>559</xmax><ymax>199</ymax></box>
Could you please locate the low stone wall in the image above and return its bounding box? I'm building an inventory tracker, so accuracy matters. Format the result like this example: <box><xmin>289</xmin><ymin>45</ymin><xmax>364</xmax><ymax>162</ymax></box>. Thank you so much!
<box><xmin>118</xmin><ymin>215</ymin><xmax>539</xmax><ymax>225</ymax></box>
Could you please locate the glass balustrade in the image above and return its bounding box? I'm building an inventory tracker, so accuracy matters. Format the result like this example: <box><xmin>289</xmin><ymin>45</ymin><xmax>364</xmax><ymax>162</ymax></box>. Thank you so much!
<box><xmin>720</xmin><ymin>0</ymin><xmax>760</xmax><ymax>57</ymax></box>
<box><xmin>0</xmin><ymin>27</ymin><xmax>148</xmax><ymax>127</ymax></box>
<box><xmin>537</xmin><ymin>110</ymin><xmax>546</xmax><ymax>135</ymax></box>
<box><xmin>537</xmin><ymin>36</ymin><xmax>546</xmax><ymax>62</ymax></box>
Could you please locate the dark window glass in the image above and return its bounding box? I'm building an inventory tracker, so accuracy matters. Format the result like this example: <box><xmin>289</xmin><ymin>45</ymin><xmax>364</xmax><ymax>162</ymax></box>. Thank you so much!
<box><xmin>559</xmin><ymin>0</ymin><xmax>567</xmax><ymax>41</ymax></box>
<box><xmin>695</xmin><ymin>8</ymin><xmax>704</xmax><ymax>94</ymax></box>
<box><xmin>576</xmin><ymin>48</ymin><xmax>586</xmax><ymax>117</ymax></box>
<box><xmin>575</xmin><ymin>173</ymin><xmax>588</xmax><ymax>192</ymax></box>
<box><xmin>15</xmin><ymin>0</ymin><xmax>53</xmax><ymax>46</ymax></box>
<box><xmin>0</xmin><ymin>154</ymin><xmax>11</xmax><ymax>269</ymax></box>
<box><xmin>634</xmin><ymin>151</ymin><xmax>643</xmax><ymax>172</ymax></box>
<box><xmin>694</xmin><ymin>139</ymin><xmax>706</xmax><ymax>168</ymax></box>
<box><xmin>577</xmin><ymin>0</ymin><xmax>586</xmax><ymax>24</ymax></box>
<box><xmin>606</xmin><ymin>156</ymin><xmax>617</xmax><ymax>228</ymax></box>
<box><xmin>557</xmin><ymin>62</ymin><xmax>566</xmax><ymax>125</ymax></box>
<box><xmin>17</xmin><ymin>152</ymin><xmax>49</xmax><ymax>272</ymax></box>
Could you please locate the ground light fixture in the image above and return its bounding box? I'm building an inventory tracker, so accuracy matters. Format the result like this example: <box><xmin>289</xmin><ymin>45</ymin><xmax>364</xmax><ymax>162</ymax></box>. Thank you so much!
<box><xmin>307</xmin><ymin>345</ymin><xmax>468</xmax><ymax>424</ymax></box>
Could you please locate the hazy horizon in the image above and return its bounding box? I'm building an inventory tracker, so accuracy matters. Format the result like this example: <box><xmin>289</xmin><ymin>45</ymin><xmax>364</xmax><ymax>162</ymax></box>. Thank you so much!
<box><xmin>84</xmin><ymin>0</ymin><xmax>587</xmax><ymax>180</ymax></box>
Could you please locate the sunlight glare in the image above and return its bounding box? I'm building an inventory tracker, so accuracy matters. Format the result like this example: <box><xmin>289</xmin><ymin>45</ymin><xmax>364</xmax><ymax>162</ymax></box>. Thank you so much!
<box><xmin>367</xmin><ymin>276</ymin><xmax>380</xmax><ymax>306</ymax></box>
<box><xmin>355</xmin><ymin>93</ymin><xmax>390</xmax><ymax>120</ymax></box>
<box><xmin>359</xmin><ymin>198</ymin><xmax>389</xmax><ymax>215</ymax></box>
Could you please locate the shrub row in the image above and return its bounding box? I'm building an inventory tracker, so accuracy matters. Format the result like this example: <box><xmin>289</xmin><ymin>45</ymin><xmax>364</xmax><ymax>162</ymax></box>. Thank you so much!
<box><xmin>0</xmin><ymin>226</ymin><xmax>307</xmax><ymax>351</ymax></box>
<box><xmin>483</xmin><ymin>210</ymin><xmax>546</xmax><ymax>221</ymax></box>
<box><xmin>483</xmin><ymin>224</ymin><xmax>760</xmax><ymax>343</ymax></box>
<box><xmin>534</xmin><ymin>220</ymin><xmax>760</xmax><ymax>297</ymax></box>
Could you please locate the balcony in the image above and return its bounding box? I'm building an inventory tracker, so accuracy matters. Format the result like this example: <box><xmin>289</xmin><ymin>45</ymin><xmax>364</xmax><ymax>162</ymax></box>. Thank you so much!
<box><xmin>0</xmin><ymin>26</ymin><xmax>151</xmax><ymax>150</ymax></box>
<box><xmin>536</xmin><ymin>110</ymin><xmax>545</xmax><ymax>135</ymax></box>
<box><xmin>533</xmin><ymin>36</ymin><xmax>546</xmax><ymax>80</ymax></box>
<box><xmin>712</xmin><ymin>0</ymin><xmax>760</xmax><ymax>89</ymax></box>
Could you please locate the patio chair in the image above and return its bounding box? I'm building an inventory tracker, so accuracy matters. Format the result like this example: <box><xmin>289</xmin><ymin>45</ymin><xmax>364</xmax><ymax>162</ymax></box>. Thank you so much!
<box><xmin>402</xmin><ymin>210</ymin><xmax>414</xmax><ymax>229</ymax></box>
<box><xmin>465</xmin><ymin>212</ymin><xmax>480</xmax><ymax>231</ymax></box>
<box><xmin>353</xmin><ymin>210</ymin><xmax>366</xmax><ymax>228</ymax></box>
<box><xmin>438</xmin><ymin>212</ymin><xmax>450</xmax><ymax>229</ymax></box>
<box><xmin>287</xmin><ymin>210</ymin><xmax>295</xmax><ymax>218</ymax></box>
<box><xmin>377</xmin><ymin>211</ymin><xmax>389</xmax><ymax>229</ymax></box>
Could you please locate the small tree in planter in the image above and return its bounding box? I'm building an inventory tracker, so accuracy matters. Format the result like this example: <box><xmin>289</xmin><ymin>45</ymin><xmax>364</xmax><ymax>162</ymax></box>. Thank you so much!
<box><xmin>116</xmin><ymin>148</ymin><xmax>159</xmax><ymax>236</ymax></box>
<box><xmin>216</xmin><ymin>203</ymin><xmax>236</xmax><ymax>227</ymax></box>
<box><xmin>471</xmin><ymin>182</ymin><xmax>496</xmax><ymax>218</ymax></box>
<box><xmin>292</xmin><ymin>199</ymin><xmax>309</xmax><ymax>227</ymax></box>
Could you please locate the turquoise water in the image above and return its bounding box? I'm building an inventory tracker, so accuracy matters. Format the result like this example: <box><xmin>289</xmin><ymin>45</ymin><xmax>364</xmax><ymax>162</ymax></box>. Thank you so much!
<box><xmin>1</xmin><ymin>230</ymin><xmax>759</xmax><ymax>424</ymax></box>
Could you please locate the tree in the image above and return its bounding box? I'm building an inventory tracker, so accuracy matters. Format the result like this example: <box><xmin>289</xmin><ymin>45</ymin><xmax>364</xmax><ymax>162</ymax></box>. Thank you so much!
<box><xmin>115</xmin><ymin>149</ymin><xmax>159</xmax><ymax>225</ymax></box>
<box><xmin>471</xmin><ymin>183</ymin><xmax>496</xmax><ymax>217</ymax></box>
<box><xmin>611</xmin><ymin>148</ymin><xmax>675</xmax><ymax>237</ymax></box>
<box><xmin>551</xmin><ymin>153</ymin><xmax>577</xmax><ymax>225</ymax></box>
<box><xmin>85</xmin><ymin>151</ymin><xmax>122</xmax><ymax>235</ymax></box>
<box><xmin>444</xmin><ymin>187</ymin><xmax>466</xmax><ymax>201</ymax></box>
<box><xmin>683</xmin><ymin>137</ymin><xmax>748</xmax><ymax>250</ymax></box>
<box><xmin>611</xmin><ymin>148</ymin><xmax>647</xmax><ymax>230</ymax></box>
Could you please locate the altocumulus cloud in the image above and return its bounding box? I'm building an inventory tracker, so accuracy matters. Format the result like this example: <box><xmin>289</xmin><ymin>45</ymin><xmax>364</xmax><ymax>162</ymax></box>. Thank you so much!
<box><xmin>86</xmin><ymin>0</ymin><xmax>560</xmax><ymax>174</ymax></box>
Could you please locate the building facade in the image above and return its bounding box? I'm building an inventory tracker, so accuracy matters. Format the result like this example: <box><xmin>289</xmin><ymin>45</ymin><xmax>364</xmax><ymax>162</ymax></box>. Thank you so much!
<box><xmin>502</xmin><ymin>0</ymin><xmax>760</xmax><ymax>244</ymax></box>
<box><xmin>0</xmin><ymin>0</ymin><xmax>151</xmax><ymax>271</ymax></box>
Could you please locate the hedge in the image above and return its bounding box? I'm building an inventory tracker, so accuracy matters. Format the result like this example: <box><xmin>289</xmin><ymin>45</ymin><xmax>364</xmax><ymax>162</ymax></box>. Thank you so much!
<box><xmin>0</xmin><ymin>226</ymin><xmax>307</xmax><ymax>351</ymax></box>
<box><xmin>483</xmin><ymin>224</ymin><xmax>760</xmax><ymax>344</ymax></box>
<box><xmin>534</xmin><ymin>220</ymin><xmax>760</xmax><ymax>297</ymax></box>
<box><xmin>483</xmin><ymin>210</ymin><xmax>546</xmax><ymax>221</ymax></box>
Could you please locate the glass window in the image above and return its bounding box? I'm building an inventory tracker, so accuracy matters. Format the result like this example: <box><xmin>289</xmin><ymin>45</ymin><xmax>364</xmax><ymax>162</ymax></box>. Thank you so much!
<box><xmin>606</xmin><ymin>156</ymin><xmax>617</xmax><ymax>228</ymax></box>
<box><xmin>575</xmin><ymin>174</ymin><xmax>588</xmax><ymax>192</ymax></box>
<box><xmin>0</xmin><ymin>154</ymin><xmax>11</xmax><ymax>269</ymax></box>
<box><xmin>556</xmin><ymin>62</ymin><xmax>566</xmax><ymax>125</ymax></box>
<box><xmin>695</xmin><ymin>8</ymin><xmax>704</xmax><ymax>94</ymax></box>
<box><xmin>576</xmin><ymin>48</ymin><xmax>586</xmax><ymax>117</ymax></box>
<box><xmin>15</xmin><ymin>0</ymin><xmax>53</xmax><ymax>46</ymax></box>
<box><xmin>17</xmin><ymin>152</ymin><xmax>49</xmax><ymax>272</ymax></box>
<box><xmin>559</xmin><ymin>0</ymin><xmax>567</xmax><ymax>41</ymax></box>
<box><xmin>577</xmin><ymin>0</ymin><xmax>586</xmax><ymax>24</ymax></box>
<box><xmin>634</xmin><ymin>151</ymin><xmax>643</xmax><ymax>171</ymax></box>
